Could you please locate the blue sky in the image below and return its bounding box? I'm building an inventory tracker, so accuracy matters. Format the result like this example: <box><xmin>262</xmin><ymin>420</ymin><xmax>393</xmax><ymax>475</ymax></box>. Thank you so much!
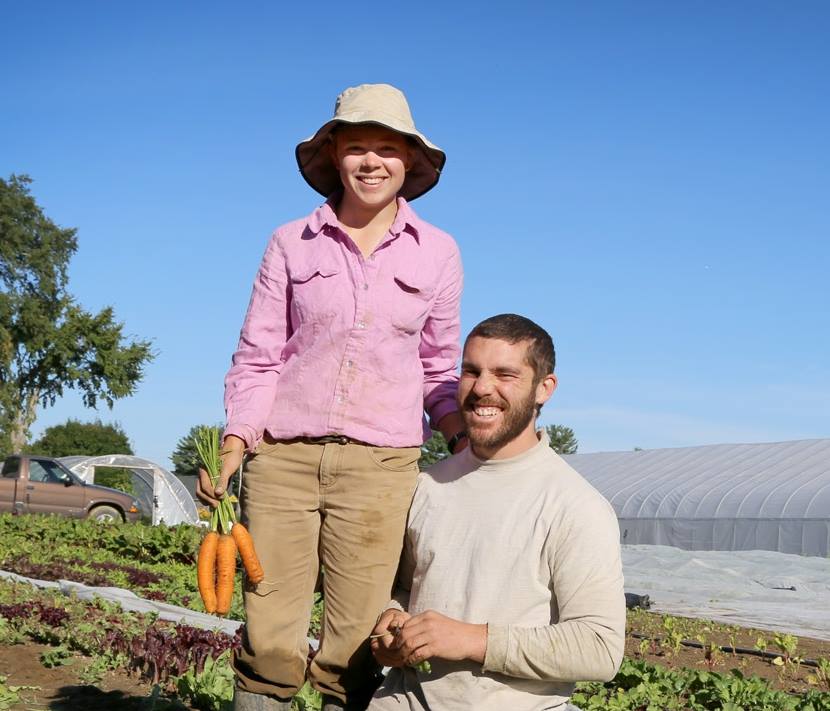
<box><xmin>2</xmin><ymin>2</ymin><xmax>828</xmax><ymax>469</ymax></box>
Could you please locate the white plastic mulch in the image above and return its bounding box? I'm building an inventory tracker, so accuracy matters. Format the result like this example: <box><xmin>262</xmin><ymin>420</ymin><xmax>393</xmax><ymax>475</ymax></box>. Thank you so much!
<box><xmin>0</xmin><ymin>569</ymin><xmax>242</xmax><ymax>636</ymax></box>
<box><xmin>622</xmin><ymin>545</ymin><xmax>830</xmax><ymax>641</ymax></box>
<box><xmin>4</xmin><ymin>545</ymin><xmax>829</xmax><ymax>644</ymax></box>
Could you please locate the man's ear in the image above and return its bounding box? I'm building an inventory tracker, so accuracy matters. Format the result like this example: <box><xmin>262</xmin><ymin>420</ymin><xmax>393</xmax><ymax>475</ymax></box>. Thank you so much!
<box><xmin>536</xmin><ymin>373</ymin><xmax>557</xmax><ymax>409</ymax></box>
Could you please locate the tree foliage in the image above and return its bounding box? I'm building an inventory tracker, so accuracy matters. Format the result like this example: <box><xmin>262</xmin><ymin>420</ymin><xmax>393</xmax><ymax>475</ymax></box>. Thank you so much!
<box><xmin>0</xmin><ymin>175</ymin><xmax>154</xmax><ymax>452</ymax></box>
<box><xmin>172</xmin><ymin>424</ymin><xmax>222</xmax><ymax>478</ymax></box>
<box><xmin>546</xmin><ymin>424</ymin><xmax>578</xmax><ymax>455</ymax></box>
<box><xmin>28</xmin><ymin>418</ymin><xmax>135</xmax><ymax>494</ymax></box>
<box><xmin>419</xmin><ymin>431</ymin><xmax>450</xmax><ymax>468</ymax></box>
<box><xmin>29</xmin><ymin>418</ymin><xmax>133</xmax><ymax>457</ymax></box>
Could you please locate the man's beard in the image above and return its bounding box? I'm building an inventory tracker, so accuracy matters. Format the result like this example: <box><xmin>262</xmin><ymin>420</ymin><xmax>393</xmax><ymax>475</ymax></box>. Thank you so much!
<box><xmin>461</xmin><ymin>388</ymin><xmax>537</xmax><ymax>455</ymax></box>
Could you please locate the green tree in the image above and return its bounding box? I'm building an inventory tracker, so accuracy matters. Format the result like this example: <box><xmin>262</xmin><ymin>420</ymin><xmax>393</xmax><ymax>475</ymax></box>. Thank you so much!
<box><xmin>0</xmin><ymin>175</ymin><xmax>154</xmax><ymax>452</ymax></box>
<box><xmin>545</xmin><ymin>424</ymin><xmax>578</xmax><ymax>455</ymax></box>
<box><xmin>171</xmin><ymin>423</ymin><xmax>222</xmax><ymax>478</ymax></box>
<box><xmin>29</xmin><ymin>418</ymin><xmax>133</xmax><ymax>456</ymax></box>
<box><xmin>29</xmin><ymin>418</ymin><xmax>135</xmax><ymax>494</ymax></box>
<box><xmin>419</xmin><ymin>431</ymin><xmax>450</xmax><ymax>468</ymax></box>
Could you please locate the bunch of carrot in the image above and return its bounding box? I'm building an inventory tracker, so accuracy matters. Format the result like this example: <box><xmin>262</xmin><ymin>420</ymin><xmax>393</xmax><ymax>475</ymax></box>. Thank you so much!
<box><xmin>195</xmin><ymin>426</ymin><xmax>264</xmax><ymax>615</ymax></box>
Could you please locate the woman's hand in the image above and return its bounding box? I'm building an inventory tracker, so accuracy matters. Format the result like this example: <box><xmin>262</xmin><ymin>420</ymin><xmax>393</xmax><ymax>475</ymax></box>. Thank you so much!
<box><xmin>195</xmin><ymin>434</ymin><xmax>245</xmax><ymax>507</ymax></box>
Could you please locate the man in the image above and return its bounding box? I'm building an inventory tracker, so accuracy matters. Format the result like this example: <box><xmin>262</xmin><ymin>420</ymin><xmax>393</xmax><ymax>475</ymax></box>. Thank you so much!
<box><xmin>368</xmin><ymin>314</ymin><xmax>625</xmax><ymax>711</ymax></box>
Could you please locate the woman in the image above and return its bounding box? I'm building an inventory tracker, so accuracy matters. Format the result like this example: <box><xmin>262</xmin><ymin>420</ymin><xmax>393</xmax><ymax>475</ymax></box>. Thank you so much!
<box><xmin>197</xmin><ymin>83</ymin><xmax>466</xmax><ymax>711</ymax></box>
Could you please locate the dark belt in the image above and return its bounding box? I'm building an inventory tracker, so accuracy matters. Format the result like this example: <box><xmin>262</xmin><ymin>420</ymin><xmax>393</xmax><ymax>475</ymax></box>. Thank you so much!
<box><xmin>298</xmin><ymin>435</ymin><xmax>366</xmax><ymax>446</ymax></box>
<box><xmin>263</xmin><ymin>433</ymin><xmax>371</xmax><ymax>447</ymax></box>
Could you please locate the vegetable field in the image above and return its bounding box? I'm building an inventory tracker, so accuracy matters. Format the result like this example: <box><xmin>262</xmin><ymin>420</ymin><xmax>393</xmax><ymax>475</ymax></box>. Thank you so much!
<box><xmin>1</xmin><ymin>514</ymin><xmax>829</xmax><ymax>710</ymax></box>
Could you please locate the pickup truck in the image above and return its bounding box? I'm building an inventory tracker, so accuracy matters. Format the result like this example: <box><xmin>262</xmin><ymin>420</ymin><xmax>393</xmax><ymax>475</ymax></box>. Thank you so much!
<box><xmin>0</xmin><ymin>454</ymin><xmax>142</xmax><ymax>523</ymax></box>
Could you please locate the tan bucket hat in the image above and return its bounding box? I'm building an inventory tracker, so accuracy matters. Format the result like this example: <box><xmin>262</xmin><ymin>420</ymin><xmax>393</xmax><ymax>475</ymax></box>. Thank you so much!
<box><xmin>295</xmin><ymin>83</ymin><xmax>446</xmax><ymax>201</ymax></box>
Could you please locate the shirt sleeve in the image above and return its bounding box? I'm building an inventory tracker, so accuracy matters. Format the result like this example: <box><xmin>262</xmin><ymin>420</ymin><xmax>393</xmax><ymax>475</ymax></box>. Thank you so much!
<box><xmin>482</xmin><ymin>495</ymin><xmax>626</xmax><ymax>683</ymax></box>
<box><xmin>385</xmin><ymin>524</ymin><xmax>415</xmax><ymax>613</ymax></box>
<box><xmin>420</xmin><ymin>240</ymin><xmax>463</xmax><ymax>428</ymax></box>
<box><xmin>223</xmin><ymin>233</ymin><xmax>291</xmax><ymax>451</ymax></box>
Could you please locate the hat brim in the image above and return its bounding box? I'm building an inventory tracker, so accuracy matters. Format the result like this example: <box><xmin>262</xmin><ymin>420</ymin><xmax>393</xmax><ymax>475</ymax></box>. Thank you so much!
<box><xmin>295</xmin><ymin>118</ymin><xmax>446</xmax><ymax>202</ymax></box>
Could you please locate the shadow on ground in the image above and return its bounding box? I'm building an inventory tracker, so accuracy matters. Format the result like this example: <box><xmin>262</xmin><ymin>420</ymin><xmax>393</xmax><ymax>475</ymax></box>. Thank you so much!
<box><xmin>47</xmin><ymin>684</ymin><xmax>188</xmax><ymax>710</ymax></box>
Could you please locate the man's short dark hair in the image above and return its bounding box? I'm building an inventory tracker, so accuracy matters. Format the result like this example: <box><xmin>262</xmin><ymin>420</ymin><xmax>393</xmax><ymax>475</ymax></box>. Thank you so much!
<box><xmin>466</xmin><ymin>314</ymin><xmax>555</xmax><ymax>382</ymax></box>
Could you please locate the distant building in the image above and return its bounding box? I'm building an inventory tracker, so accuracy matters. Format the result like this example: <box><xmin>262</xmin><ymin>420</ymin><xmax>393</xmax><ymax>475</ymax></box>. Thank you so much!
<box><xmin>563</xmin><ymin>438</ymin><xmax>830</xmax><ymax>557</ymax></box>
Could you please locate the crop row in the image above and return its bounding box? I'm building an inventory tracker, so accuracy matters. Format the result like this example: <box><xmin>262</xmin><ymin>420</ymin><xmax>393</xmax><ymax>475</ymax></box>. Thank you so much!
<box><xmin>0</xmin><ymin>577</ymin><xmax>240</xmax><ymax>708</ymax></box>
<box><xmin>0</xmin><ymin>513</ymin><xmax>245</xmax><ymax>619</ymax></box>
<box><xmin>573</xmin><ymin>658</ymin><xmax>830</xmax><ymax>710</ymax></box>
<box><xmin>2</xmin><ymin>514</ymin><xmax>828</xmax><ymax>710</ymax></box>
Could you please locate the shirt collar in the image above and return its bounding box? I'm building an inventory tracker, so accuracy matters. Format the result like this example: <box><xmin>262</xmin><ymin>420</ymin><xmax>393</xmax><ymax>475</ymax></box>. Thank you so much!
<box><xmin>307</xmin><ymin>195</ymin><xmax>421</xmax><ymax>243</ymax></box>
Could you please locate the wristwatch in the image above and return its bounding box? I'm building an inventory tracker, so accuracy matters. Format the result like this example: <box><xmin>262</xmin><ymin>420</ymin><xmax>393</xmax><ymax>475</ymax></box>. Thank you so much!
<box><xmin>447</xmin><ymin>431</ymin><xmax>468</xmax><ymax>454</ymax></box>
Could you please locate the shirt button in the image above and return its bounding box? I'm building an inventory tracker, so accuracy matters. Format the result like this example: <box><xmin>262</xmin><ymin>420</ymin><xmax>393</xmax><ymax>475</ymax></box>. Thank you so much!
<box><xmin>363</xmin><ymin>283</ymin><xmax>369</xmax><ymax>290</ymax></box>
<box><xmin>356</xmin><ymin>321</ymin><xmax>365</xmax><ymax>329</ymax></box>
<box><xmin>346</xmin><ymin>360</ymin><xmax>353</xmax><ymax>367</ymax></box>
<box><xmin>337</xmin><ymin>395</ymin><xmax>344</xmax><ymax>403</ymax></box>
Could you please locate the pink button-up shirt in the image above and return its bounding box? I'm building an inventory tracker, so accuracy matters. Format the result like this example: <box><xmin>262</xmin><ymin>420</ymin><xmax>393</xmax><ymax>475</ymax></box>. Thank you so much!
<box><xmin>224</xmin><ymin>197</ymin><xmax>463</xmax><ymax>450</ymax></box>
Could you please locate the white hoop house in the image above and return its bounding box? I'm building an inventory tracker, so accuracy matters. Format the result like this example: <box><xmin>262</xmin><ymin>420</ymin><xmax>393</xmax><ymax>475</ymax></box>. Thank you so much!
<box><xmin>59</xmin><ymin>454</ymin><xmax>199</xmax><ymax>526</ymax></box>
<box><xmin>564</xmin><ymin>438</ymin><xmax>830</xmax><ymax>557</ymax></box>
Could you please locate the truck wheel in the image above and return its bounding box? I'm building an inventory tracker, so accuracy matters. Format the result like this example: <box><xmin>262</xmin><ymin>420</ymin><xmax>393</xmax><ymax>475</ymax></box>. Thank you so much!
<box><xmin>89</xmin><ymin>505</ymin><xmax>123</xmax><ymax>523</ymax></box>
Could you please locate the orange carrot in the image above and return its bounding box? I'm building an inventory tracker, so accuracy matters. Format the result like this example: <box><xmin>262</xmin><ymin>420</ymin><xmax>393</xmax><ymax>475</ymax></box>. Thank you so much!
<box><xmin>215</xmin><ymin>533</ymin><xmax>237</xmax><ymax>615</ymax></box>
<box><xmin>197</xmin><ymin>530</ymin><xmax>219</xmax><ymax>614</ymax></box>
<box><xmin>231</xmin><ymin>522</ymin><xmax>265</xmax><ymax>584</ymax></box>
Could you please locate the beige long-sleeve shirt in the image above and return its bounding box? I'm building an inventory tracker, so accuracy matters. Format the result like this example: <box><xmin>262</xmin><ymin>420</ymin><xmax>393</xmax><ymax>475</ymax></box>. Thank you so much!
<box><xmin>372</xmin><ymin>432</ymin><xmax>625</xmax><ymax>711</ymax></box>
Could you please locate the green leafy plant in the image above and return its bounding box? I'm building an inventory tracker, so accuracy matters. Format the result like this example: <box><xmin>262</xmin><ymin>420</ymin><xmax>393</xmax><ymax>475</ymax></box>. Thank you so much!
<box><xmin>807</xmin><ymin>657</ymin><xmax>830</xmax><ymax>691</ymax></box>
<box><xmin>701</xmin><ymin>642</ymin><xmax>723</xmax><ymax>670</ymax></box>
<box><xmin>0</xmin><ymin>675</ymin><xmax>40</xmax><ymax>711</ymax></box>
<box><xmin>292</xmin><ymin>683</ymin><xmax>323</xmax><ymax>710</ymax></box>
<box><xmin>40</xmin><ymin>644</ymin><xmax>73</xmax><ymax>667</ymax></box>
<box><xmin>573</xmin><ymin>658</ymin><xmax>830</xmax><ymax>711</ymax></box>
<box><xmin>727</xmin><ymin>626</ymin><xmax>740</xmax><ymax>657</ymax></box>
<box><xmin>774</xmin><ymin>632</ymin><xmax>799</xmax><ymax>662</ymax></box>
<box><xmin>174</xmin><ymin>651</ymin><xmax>235</xmax><ymax>711</ymax></box>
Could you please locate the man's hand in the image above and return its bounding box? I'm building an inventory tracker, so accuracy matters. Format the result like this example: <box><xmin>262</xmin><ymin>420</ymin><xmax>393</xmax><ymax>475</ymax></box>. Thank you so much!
<box><xmin>369</xmin><ymin>609</ymin><xmax>411</xmax><ymax>667</ymax></box>
<box><xmin>394</xmin><ymin>610</ymin><xmax>488</xmax><ymax>667</ymax></box>
<box><xmin>195</xmin><ymin>435</ymin><xmax>245</xmax><ymax>508</ymax></box>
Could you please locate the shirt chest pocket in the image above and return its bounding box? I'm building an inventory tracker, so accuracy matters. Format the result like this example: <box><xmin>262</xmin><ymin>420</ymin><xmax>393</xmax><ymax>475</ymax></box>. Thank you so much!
<box><xmin>288</xmin><ymin>260</ymin><xmax>342</xmax><ymax>325</ymax></box>
<box><xmin>388</xmin><ymin>269</ymin><xmax>436</xmax><ymax>335</ymax></box>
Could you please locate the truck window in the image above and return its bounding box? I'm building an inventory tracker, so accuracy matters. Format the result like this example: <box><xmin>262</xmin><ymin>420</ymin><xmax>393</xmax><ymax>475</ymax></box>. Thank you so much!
<box><xmin>29</xmin><ymin>460</ymin><xmax>68</xmax><ymax>484</ymax></box>
<box><xmin>1</xmin><ymin>457</ymin><xmax>20</xmax><ymax>478</ymax></box>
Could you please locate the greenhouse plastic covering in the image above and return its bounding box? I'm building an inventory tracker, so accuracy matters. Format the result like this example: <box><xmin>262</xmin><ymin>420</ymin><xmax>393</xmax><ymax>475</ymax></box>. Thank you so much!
<box><xmin>59</xmin><ymin>454</ymin><xmax>199</xmax><ymax>526</ymax></box>
<box><xmin>564</xmin><ymin>438</ymin><xmax>830</xmax><ymax>556</ymax></box>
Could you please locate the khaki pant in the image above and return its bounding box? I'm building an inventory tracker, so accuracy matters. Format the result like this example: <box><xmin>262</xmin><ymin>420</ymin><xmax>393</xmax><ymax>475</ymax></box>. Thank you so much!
<box><xmin>232</xmin><ymin>438</ymin><xmax>420</xmax><ymax>705</ymax></box>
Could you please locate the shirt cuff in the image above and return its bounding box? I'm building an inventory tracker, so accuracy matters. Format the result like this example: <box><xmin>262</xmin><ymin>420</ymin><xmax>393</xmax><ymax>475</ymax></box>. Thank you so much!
<box><xmin>222</xmin><ymin>424</ymin><xmax>259</xmax><ymax>453</ymax></box>
<box><xmin>482</xmin><ymin>624</ymin><xmax>510</xmax><ymax>673</ymax></box>
<box><xmin>380</xmin><ymin>600</ymin><xmax>405</xmax><ymax>617</ymax></box>
<box><xmin>427</xmin><ymin>398</ymin><xmax>459</xmax><ymax>430</ymax></box>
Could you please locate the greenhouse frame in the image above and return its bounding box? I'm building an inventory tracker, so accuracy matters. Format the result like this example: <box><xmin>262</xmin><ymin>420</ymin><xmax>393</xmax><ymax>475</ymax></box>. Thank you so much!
<box><xmin>564</xmin><ymin>438</ymin><xmax>830</xmax><ymax>556</ymax></box>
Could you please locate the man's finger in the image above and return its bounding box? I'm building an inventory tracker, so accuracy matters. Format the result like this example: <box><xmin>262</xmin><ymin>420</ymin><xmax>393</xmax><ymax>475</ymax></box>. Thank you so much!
<box><xmin>396</xmin><ymin>628</ymin><xmax>430</xmax><ymax>656</ymax></box>
<box><xmin>404</xmin><ymin>644</ymin><xmax>431</xmax><ymax>668</ymax></box>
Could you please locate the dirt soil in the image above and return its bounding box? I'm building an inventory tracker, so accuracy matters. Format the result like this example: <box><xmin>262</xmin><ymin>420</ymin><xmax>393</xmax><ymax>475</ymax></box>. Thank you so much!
<box><xmin>625</xmin><ymin>610</ymin><xmax>830</xmax><ymax>695</ymax></box>
<box><xmin>1</xmin><ymin>612</ymin><xmax>829</xmax><ymax>708</ymax></box>
<box><xmin>0</xmin><ymin>642</ymin><xmax>189</xmax><ymax>710</ymax></box>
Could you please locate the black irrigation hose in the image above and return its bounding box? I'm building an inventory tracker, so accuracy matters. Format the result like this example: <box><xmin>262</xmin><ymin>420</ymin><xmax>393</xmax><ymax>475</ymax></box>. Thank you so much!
<box><xmin>629</xmin><ymin>631</ymin><xmax>823</xmax><ymax>669</ymax></box>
